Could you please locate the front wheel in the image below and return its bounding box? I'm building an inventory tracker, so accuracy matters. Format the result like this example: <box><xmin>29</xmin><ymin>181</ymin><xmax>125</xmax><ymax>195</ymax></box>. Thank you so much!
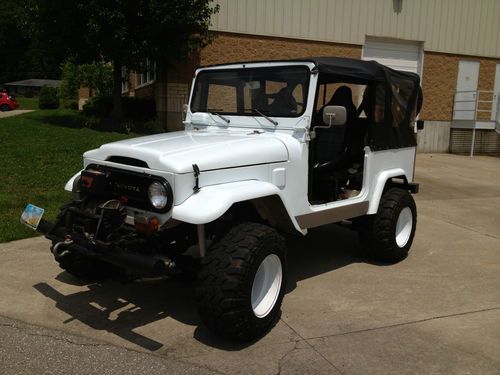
<box><xmin>0</xmin><ymin>104</ymin><xmax>10</xmax><ymax>112</ymax></box>
<box><xmin>359</xmin><ymin>188</ymin><xmax>417</xmax><ymax>263</ymax></box>
<box><xmin>196</xmin><ymin>222</ymin><xmax>287</xmax><ymax>341</ymax></box>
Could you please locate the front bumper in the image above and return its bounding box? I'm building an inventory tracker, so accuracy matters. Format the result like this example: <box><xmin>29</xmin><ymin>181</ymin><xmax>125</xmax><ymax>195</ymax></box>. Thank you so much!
<box><xmin>37</xmin><ymin>214</ymin><xmax>179</xmax><ymax>277</ymax></box>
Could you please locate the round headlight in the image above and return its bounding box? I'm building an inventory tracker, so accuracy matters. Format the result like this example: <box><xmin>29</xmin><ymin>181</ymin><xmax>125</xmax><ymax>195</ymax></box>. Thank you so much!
<box><xmin>148</xmin><ymin>181</ymin><xmax>169</xmax><ymax>210</ymax></box>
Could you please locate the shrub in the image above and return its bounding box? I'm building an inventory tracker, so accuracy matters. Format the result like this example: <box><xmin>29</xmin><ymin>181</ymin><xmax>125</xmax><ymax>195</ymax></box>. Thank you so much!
<box><xmin>82</xmin><ymin>115</ymin><xmax>101</xmax><ymax>130</ymax></box>
<box><xmin>63</xmin><ymin>100</ymin><xmax>78</xmax><ymax>110</ymax></box>
<box><xmin>82</xmin><ymin>96</ymin><xmax>113</xmax><ymax>117</ymax></box>
<box><xmin>122</xmin><ymin>96</ymin><xmax>156</xmax><ymax>121</ymax></box>
<box><xmin>82</xmin><ymin>96</ymin><xmax>156</xmax><ymax>121</ymax></box>
<box><xmin>82</xmin><ymin>116</ymin><xmax>129</xmax><ymax>133</ymax></box>
<box><xmin>81</xmin><ymin>96</ymin><xmax>158</xmax><ymax>134</ymax></box>
<box><xmin>130</xmin><ymin>119</ymin><xmax>164</xmax><ymax>134</ymax></box>
<box><xmin>38</xmin><ymin>86</ymin><xmax>60</xmax><ymax>109</ymax></box>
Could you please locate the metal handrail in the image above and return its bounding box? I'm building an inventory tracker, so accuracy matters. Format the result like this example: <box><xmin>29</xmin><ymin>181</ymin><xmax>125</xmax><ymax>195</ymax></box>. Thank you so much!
<box><xmin>452</xmin><ymin>90</ymin><xmax>499</xmax><ymax>157</ymax></box>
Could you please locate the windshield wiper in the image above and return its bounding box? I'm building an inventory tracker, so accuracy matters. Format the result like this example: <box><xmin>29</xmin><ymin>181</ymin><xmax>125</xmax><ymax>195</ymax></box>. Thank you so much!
<box><xmin>251</xmin><ymin>108</ymin><xmax>278</xmax><ymax>126</ymax></box>
<box><xmin>210</xmin><ymin>112</ymin><xmax>230</xmax><ymax>124</ymax></box>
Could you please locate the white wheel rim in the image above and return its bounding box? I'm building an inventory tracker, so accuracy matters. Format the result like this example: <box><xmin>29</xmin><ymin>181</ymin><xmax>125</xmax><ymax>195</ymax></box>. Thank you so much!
<box><xmin>395</xmin><ymin>207</ymin><xmax>413</xmax><ymax>248</ymax></box>
<box><xmin>251</xmin><ymin>254</ymin><xmax>283</xmax><ymax>318</ymax></box>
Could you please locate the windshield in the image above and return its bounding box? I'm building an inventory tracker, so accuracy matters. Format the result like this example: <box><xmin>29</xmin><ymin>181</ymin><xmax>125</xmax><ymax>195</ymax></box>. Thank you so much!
<box><xmin>190</xmin><ymin>66</ymin><xmax>310</xmax><ymax>118</ymax></box>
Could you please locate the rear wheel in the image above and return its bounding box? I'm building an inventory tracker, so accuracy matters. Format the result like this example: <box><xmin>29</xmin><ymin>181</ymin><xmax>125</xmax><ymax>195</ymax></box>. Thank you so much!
<box><xmin>196</xmin><ymin>222</ymin><xmax>287</xmax><ymax>341</ymax></box>
<box><xmin>0</xmin><ymin>104</ymin><xmax>10</xmax><ymax>112</ymax></box>
<box><xmin>359</xmin><ymin>188</ymin><xmax>417</xmax><ymax>263</ymax></box>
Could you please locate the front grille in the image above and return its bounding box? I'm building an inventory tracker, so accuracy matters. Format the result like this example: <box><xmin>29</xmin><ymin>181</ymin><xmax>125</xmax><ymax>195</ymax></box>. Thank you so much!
<box><xmin>81</xmin><ymin>165</ymin><xmax>173</xmax><ymax>213</ymax></box>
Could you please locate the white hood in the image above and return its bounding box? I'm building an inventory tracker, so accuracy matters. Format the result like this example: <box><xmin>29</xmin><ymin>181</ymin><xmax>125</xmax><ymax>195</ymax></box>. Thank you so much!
<box><xmin>83</xmin><ymin>129</ymin><xmax>289</xmax><ymax>174</ymax></box>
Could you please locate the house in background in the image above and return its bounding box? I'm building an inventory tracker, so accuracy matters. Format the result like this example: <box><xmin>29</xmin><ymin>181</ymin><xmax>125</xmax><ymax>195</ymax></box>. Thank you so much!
<box><xmin>80</xmin><ymin>0</ymin><xmax>500</xmax><ymax>154</ymax></box>
<box><xmin>3</xmin><ymin>79</ymin><xmax>61</xmax><ymax>96</ymax></box>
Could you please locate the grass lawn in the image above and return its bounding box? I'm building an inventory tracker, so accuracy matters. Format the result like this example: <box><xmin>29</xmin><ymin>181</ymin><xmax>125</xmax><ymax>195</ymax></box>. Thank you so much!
<box><xmin>15</xmin><ymin>97</ymin><xmax>39</xmax><ymax>110</ymax></box>
<box><xmin>0</xmin><ymin>109</ymin><xmax>135</xmax><ymax>243</ymax></box>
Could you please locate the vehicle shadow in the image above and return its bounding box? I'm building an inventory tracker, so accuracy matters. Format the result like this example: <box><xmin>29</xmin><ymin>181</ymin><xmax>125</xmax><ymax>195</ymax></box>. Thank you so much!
<box><xmin>33</xmin><ymin>277</ymin><xmax>199</xmax><ymax>351</ymax></box>
<box><xmin>285</xmin><ymin>223</ymin><xmax>365</xmax><ymax>294</ymax></box>
<box><xmin>33</xmin><ymin>223</ymin><xmax>366</xmax><ymax>352</ymax></box>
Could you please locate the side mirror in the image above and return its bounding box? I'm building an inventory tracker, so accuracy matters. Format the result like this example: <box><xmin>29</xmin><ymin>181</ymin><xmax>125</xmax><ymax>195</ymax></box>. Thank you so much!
<box><xmin>190</xmin><ymin>112</ymin><xmax>216</xmax><ymax>126</ymax></box>
<box><xmin>322</xmin><ymin>105</ymin><xmax>347</xmax><ymax>126</ymax></box>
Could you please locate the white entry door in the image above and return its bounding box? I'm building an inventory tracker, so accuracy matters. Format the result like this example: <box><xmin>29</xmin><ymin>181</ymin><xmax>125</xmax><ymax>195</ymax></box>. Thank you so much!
<box><xmin>453</xmin><ymin>60</ymin><xmax>479</xmax><ymax>120</ymax></box>
<box><xmin>492</xmin><ymin>64</ymin><xmax>500</xmax><ymax>122</ymax></box>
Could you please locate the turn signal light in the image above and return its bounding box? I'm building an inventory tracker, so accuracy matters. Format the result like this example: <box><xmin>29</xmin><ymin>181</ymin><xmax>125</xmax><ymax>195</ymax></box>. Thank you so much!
<box><xmin>134</xmin><ymin>215</ymin><xmax>159</xmax><ymax>235</ymax></box>
<box><xmin>80</xmin><ymin>175</ymin><xmax>93</xmax><ymax>188</ymax></box>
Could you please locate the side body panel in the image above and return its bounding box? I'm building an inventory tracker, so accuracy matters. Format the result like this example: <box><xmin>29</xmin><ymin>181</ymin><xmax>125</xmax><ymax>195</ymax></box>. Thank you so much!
<box><xmin>292</xmin><ymin>146</ymin><xmax>416</xmax><ymax>229</ymax></box>
<box><xmin>171</xmin><ymin>145</ymin><xmax>416</xmax><ymax>232</ymax></box>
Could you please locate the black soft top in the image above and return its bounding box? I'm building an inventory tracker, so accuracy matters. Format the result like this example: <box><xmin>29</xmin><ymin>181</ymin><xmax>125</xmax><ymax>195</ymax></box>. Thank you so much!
<box><xmin>200</xmin><ymin>57</ymin><xmax>421</xmax><ymax>150</ymax></box>
<box><xmin>200</xmin><ymin>56</ymin><xmax>420</xmax><ymax>85</ymax></box>
<box><xmin>308</xmin><ymin>57</ymin><xmax>421</xmax><ymax>150</ymax></box>
<box><xmin>304</xmin><ymin>56</ymin><xmax>420</xmax><ymax>84</ymax></box>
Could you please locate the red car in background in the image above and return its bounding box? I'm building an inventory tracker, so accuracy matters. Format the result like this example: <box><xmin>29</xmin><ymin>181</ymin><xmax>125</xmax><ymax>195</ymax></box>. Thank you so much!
<box><xmin>0</xmin><ymin>90</ymin><xmax>19</xmax><ymax>111</ymax></box>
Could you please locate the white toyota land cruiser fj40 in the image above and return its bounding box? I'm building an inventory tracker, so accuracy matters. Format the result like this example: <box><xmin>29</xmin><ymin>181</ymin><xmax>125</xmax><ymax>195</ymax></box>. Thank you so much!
<box><xmin>23</xmin><ymin>57</ymin><xmax>422</xmax><ymax>340</ymax></box>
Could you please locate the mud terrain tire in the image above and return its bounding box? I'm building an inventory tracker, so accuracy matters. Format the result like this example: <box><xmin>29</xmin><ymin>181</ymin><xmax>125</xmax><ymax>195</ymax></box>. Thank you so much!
<box><xmin>359</xmin><ymin>188</ymin><xmax>417</xmax><ymax>263</ymax></box>
<box><xmin>196</xmin><ymin>222</ymin><xmax>287</xmax><ymax>341</ymax></box>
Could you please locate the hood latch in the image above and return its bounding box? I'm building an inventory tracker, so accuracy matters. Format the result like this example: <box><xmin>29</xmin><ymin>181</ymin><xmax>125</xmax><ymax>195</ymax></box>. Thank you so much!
<box><xmin>192</xmin><ymin>164</ymin><xmax>201</xmax><ymax>193</ymax></box>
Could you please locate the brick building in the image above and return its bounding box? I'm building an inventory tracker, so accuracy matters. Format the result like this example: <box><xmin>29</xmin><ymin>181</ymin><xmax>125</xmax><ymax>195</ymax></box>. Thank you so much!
<box><xmin>105</xmin><ymin>0</ymin><xmax>500</xmax><ymax>153</ymax></box>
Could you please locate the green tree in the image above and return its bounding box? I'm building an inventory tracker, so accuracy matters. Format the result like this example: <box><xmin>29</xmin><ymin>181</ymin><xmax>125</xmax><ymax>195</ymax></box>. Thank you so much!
<box><xmin>60</xmin><ymin>61</ymin><xmax>113</xmax><ymax>101</ymax></box>
<box><xmin>0</xmin><ymin>0</ymin><xmax>43</xmax><ymax>84</ymax></box>
<box><xmin>78</xmin><ymin>63</ymin><xmax>113</xmax><ymax>97</ymax></box>
<box><xmin>140</xmin><ymin>1</ymin><xmax>219</xmax><ymax>129</ymax></box>
<box><xmin>59</xmin><ymin>61</ymin><xmax>80</xmax><ymax>100</ymax></box>
<box><xmin>25</xmin><ymin>0</ymin><xmax>218</xmax><ymax>127</ymax></box>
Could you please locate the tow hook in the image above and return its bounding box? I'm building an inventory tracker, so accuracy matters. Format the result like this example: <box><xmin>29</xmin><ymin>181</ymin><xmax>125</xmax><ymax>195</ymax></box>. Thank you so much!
<box><xmin>51</xmin><ymin>235</ymin><xmax>74</xmax><ymax>261</ymax></box>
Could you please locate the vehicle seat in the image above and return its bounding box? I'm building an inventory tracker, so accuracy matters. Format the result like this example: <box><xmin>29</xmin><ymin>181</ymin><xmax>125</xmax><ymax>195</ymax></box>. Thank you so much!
<box><xmin>314</xmin><ymin>86</ymin><xmax>357</xmax><ymax>173</ymax></box>
<box><xmin>252</xmin><ymin>88</ymin><xmax>269</xmax><ymax>112</ymax></box>
<box><xmin>269</xmin><ymin>87</ymin><xmax>297</xmax><ymax>115</ymax></box>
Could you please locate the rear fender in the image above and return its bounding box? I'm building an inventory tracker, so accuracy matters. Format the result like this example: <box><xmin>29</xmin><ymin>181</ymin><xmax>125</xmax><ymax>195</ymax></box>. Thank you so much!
<box><xmin>368</xmin><ymin>168</ymin><xmax>408</xmax><ymax>214</ymax></box>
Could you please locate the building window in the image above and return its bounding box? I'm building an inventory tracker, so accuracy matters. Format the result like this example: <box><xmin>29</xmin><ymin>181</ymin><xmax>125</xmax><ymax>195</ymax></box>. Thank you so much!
<box><xmin>136</xmin><ymin>59</ymin><xmax>155</xmax><ymax>88</ymax></box>
<box><xmin>121</xmin><ymin>67</ymin><xmax>129</xmax><ymax>94</ymax></box>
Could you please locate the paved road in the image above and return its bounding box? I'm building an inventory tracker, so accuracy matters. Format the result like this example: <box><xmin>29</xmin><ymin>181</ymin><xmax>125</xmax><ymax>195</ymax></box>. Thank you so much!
<box><xmin>0</xmin><ymin>109</ymin><xmax>34</xmax><ymax>118</ymax></box>
<box><xmin>0</xmin><ymin>316</ymin><xmax>217</xmax><ymax>375</ymax></box>
<box><xmin>0</xmin><ymin>153</ymin><xmax>499</xmax><ymax>374</ymax></box>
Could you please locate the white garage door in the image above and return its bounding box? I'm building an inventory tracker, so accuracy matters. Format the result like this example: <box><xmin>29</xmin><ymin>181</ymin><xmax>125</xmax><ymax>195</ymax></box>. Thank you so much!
<box><xmin>362</xmin><ymin>37</ymin><xmax>423</xmax><ymax>76</ymax></box>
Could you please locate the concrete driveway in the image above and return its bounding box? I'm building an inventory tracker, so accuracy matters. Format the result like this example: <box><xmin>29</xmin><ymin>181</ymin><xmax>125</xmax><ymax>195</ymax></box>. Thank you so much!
<box><xmin>0</xmin><ymin>153</ymin><xmax>499</xmax><ymax>374</ymax></box>
<box><xmin>0</xmin><ymin>109</ymin><xmax>34</xmax><ymax>118</ymax></box>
